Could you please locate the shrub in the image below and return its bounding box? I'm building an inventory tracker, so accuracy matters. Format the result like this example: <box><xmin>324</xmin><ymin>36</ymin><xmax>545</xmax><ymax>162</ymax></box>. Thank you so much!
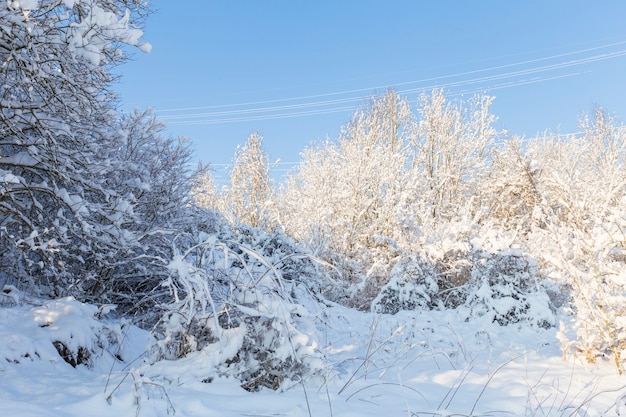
<box><xmin>546</xmin><ymin>212</ymin><xmax>626</xmax><ymax>373</ymax></box>
<box><xmin>151</xmin><ymin>226</ymin><xmax>326</xmax><ymax>391</ymax></box>
<box><xmin>372</xmin><ymin>256</ymin><xmax>439</xmax><ymax>314</ymax></box>
<box><xmin>462</xmin><ymin>248</ymin><xmax>555</xmax><ymax>328</ymax></box>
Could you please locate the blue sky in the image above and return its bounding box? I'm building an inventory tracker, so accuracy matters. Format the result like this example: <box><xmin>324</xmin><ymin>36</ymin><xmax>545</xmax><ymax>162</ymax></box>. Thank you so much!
<box><xmin>116</xmin><ymin>1</ymin><xmax>626</xmax><ymax>182</ymax></box>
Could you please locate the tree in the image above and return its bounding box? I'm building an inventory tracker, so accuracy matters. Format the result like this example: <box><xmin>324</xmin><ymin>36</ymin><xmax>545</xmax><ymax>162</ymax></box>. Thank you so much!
<box><xmin>410</xmin><ymin>89</ymin><xmax>497</xmax><ymax>221</ymax></box>
<box><xmin>221</xmin><ymin>132</ymin><xmax>273</xmax><ymax>228</ymax></box>
<box><xmin>278</xmin><ymin>91</ymin><xmax>414</xmax><ymax>307</ymax></box>
<box><xmin>191</xmin><ymin>165</ymin><xmax>223</xmax><ymax>213</ymax></box>
<box><xmin>479</xmin><ymin>137</ymin><xmax>544</xmax><ymax>233</ymax></box>
<box><xmin>522</xmin><ymin>109</ymin><xmax>626</xmax><ymax>372</ymax></box>
<box><xmin>109</xmin><ymin>109</ymin><xmax>193</xmax><ymax>231</ymax></box>
<box><xmin>0</xmin><ymin>1</ymin><xmax>149</xmax><ymax>294</ymax></box>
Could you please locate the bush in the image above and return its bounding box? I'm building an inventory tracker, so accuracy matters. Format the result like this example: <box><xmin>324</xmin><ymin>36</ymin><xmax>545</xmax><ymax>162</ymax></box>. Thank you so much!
<box><xmin>462</xmin><ymin>248</ymin><xmax>555</xmax><ymax>328</ymax></box>
<box><xmin>546</xmin><ymin>212</ymin><xmax>626</xmax><ymax>373</ymax></box>
<box><xmin>85</xmin><ymin>207</ymin><xmax>223</xmax><ymax>328</ymax></box>
<box><xmin>219</xmin><ymin>224</ymin><xmax>319</xmax><ymax>285</ymax></box>
<box><xmin>372</xmin><ymin>256</ymin><xmax>439</xmax><ymax>314</ymax></box>
<box><xmin>151</xmin><ymin>226</ymin><xmax>326</xmax><ymax>391</ymax></box>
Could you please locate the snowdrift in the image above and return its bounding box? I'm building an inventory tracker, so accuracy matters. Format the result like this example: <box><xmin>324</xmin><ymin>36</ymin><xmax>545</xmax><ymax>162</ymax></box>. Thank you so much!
<box><xmin>1</xmin><ymin>290</ymin><xmax>626</xmax><ymax>417</ymax></box>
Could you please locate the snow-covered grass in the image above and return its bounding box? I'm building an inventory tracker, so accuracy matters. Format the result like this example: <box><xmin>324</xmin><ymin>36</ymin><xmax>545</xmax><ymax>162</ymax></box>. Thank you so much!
<box><xmin>1</xmin><ymin>295</ymin><xmax>625</xmax><ymax>417</ymax></box>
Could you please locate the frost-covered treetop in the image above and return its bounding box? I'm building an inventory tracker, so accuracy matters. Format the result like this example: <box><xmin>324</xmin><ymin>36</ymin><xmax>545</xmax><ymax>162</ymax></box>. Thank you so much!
<box><xmin>4</xmin><ymin>0</ymin><xmax>150</xmax><ymax>66</ymax></box>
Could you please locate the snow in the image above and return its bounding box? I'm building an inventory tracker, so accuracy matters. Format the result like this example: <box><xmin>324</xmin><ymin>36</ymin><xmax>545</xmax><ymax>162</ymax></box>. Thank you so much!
<box><xmin>64</xmin><ymin>3</ymin><xmax>148</xmax><ymax>66</ymax></box>
<box><xmin>0</xmin><ymin>169</ymin><xmax>21</xmax><ymax>184</ymax></box>
<box><xmin>0</xmin><ymin>151</ymin><xmax>39</xmax><ymax>167</ymax></box>
<box><xmin>11</xmin><ymin>0</ymin><xmax>38</xmax><ymax>10</ymax></box>
<box><xmin>1</xmin><ymin>296</ymin><xmax>625</xmax><ymax>416</ymax></box>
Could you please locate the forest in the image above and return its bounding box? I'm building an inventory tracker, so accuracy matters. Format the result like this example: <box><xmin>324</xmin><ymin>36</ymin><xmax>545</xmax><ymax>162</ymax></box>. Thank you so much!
<box><xmin>2</xmin><ymin>1</ymin><xmax>626</xmax><ymax>416</ymax></box>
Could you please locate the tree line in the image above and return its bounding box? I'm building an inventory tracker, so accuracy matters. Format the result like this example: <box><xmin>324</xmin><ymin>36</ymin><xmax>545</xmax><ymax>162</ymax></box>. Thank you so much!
<box><xmin>195</xmin><ymin>89</ymin><xmax>626</xmax><ymax>372</ymax></box>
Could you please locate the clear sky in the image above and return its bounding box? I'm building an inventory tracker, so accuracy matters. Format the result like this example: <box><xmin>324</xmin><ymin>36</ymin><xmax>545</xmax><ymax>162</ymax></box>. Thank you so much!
<box><xmin>115</xmin><ymin>1</ymin><xmax>626</xmax><ymax>183</ymax></box>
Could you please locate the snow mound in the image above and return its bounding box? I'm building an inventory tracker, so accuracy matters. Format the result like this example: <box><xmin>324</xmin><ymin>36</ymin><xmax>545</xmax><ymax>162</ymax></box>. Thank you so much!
<box><xmin>0</xmin><ymin>292</ymin><xmax>127</xmax><ymax>368</ymax></box>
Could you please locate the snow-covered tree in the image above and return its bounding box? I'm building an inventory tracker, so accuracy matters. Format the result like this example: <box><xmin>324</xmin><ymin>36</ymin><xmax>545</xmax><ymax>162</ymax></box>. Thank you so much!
<box><xmin>478</xmin><ymin>137</ymin><xmax>544</xmax><ymax>233</ymax></box>
<box><xmin>191</xmin><ymin>165</ymin><xmax>223</xmax><ymax>213</ymax></box>
<box><xmin>0</xmin><ymin>1</ymin><xmax>149</xmax><ymax>294</ymax></box>
<box><xmin>522</xmin><ymin>109</ymin><xmax>626</xmax><ymax>373</ymax></box>
<box><xmin>279</xmin><ymin>91</ymin><xmax>414</xmax><ymax>308</ymax></box>
<box><xmin>410</xmin><ymin>89</ymin><xmax>498</xmax><ymax>222</ymax></box>
<box><xmin>221</xmin><ymin>132</ymin><xmax>274</xmax><ymax>228</ymax></box>
<box><xmin>109</xmin><ymin>109</ymin><xmax>193</xmax><ymax>231</ymax></box>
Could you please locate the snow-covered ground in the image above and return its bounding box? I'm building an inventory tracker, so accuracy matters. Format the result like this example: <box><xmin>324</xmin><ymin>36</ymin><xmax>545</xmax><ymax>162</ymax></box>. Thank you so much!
<box><xmin>1</xmin><ymin>296</ymin><xmax>625</xmax><ymax>417</ymax></box>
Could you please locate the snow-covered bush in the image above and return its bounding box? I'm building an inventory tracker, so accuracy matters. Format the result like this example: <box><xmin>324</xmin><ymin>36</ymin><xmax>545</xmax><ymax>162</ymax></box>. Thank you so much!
<box><xmin>546</xmin><ymin>213</ymin><xmax>626</xmax><ymax>373</ymax></box>
<box><xmin>151</xmin><ymin>227</ymin><xmax>325</xmax><ymax>391</ymax></box>
<box><xmin>220</xmin><ymin>224</ymin><xmax>319</xmax><ymax>285</ymax></box>
<box><xmin>433</xmin><ymin>247</ymin><xmax>474</xmax><ymax>308</ymax></box>
<box><xmin>371</xmin><ymin>226</ymin><xmax>555</xmax><ymax>328</ymax></box>
<box><xmin>411</xmin><ymin>223</ymin><xmax>476</xmax><ymax>308</ymax></box>
<box><xmin>79</xmin><ymin>207</ymin><xmax>222</xmax><ymax>328</ymax></box>
<box><xmin>462</xmin><ymin>248</ymin><xmax>555</xmax><ymax>328</ymax></box>
<box><xmin>218</xmin><ymin>299</ymin><xmax>319</xmax><ymax>392</ymax></box>
<box><xmin>516</xmin><ymin>112</ymin><xmax>626</xmax><ymax>372</ymax></box>
<box><xmin>372</xmin><ymin>256</ymin><xmax>439</xmax><ymax>314</ymax></box>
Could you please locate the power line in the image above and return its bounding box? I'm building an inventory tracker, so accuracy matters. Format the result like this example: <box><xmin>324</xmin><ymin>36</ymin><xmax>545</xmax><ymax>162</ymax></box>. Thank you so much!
<box><xmin>157</xmin><ymin>40</ymin><xmax>626</xmax><ymax>114</ymax></box>
<box><xmin>156</xmin><ymin>41</ymin><xmax>626</xmax><ymax>125</ymax></box>
<box><xmin>165</xmin><ymin>106</ymin><xmax>358</xmax><ymax>125</ymax></box>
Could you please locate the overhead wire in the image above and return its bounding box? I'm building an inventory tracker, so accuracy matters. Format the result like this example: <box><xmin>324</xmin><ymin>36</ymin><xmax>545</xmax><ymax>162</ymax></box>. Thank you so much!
<box><xmin>157</xmin><ymin>41</ymin><xmax>626</xmax><ymax>125</ymax></box>
<box><xmin>158</xmin><ymin>40</ymin><xmax>626</xmax><ymax>113</ymax></box>
<box><xmin>398</xmin><ymin>49</ymin><xmax>626</xmax><ymax>95</ymax></box>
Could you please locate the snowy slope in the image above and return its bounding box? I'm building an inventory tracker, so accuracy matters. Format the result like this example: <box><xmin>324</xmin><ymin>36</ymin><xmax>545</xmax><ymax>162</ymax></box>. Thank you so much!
<box><xmin>0</xmin><ymin>296</ymin><xmax>625</xmax><ymax>417</ymax></box>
